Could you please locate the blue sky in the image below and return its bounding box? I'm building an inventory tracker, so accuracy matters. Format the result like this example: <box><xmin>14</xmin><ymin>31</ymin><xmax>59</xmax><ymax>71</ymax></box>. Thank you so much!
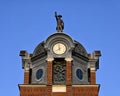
<box><xmin>0</xmin><ymin>0</ymin><xmax>120</xmax><ymax>96</ymax></box>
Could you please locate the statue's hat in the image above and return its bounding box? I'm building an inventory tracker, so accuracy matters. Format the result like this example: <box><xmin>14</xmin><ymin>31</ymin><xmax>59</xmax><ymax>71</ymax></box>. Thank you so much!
<box><xmin>58</xmin><ymin>15</ymin><xmax>62</xmax><ymax>17</ymax></box>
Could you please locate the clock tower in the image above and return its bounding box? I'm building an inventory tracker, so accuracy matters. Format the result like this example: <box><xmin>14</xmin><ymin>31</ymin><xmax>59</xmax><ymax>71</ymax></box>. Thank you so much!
<box><xmin>19</xmin><ymin>12</ymin><xmax>101</xmax><ymax>96</ymax></box>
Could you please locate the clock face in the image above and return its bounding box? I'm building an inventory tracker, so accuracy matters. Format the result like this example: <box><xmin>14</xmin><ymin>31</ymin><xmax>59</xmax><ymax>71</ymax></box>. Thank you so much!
<box><xmin>53</xmin><ymin>43</ymin><xmax>66</xmax><ymax>54</ymax></box>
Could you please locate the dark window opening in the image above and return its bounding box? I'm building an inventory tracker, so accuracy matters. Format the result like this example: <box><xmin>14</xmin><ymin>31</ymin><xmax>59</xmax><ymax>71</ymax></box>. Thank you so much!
<box><xmin>88</xmin><ymin>68</ymin><xmax>90</xmax><ymax>82</ymax></box>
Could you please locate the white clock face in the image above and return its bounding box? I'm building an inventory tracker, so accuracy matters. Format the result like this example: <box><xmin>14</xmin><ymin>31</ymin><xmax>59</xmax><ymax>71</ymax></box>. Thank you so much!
<box><xmin>53</xmin><ymin>43</ymin><xmax>66</xmax><ymax>54</ymax></box>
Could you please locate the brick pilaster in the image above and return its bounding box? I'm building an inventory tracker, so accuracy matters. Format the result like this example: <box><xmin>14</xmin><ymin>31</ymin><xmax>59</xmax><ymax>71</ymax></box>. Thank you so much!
<box><xmin>90</xmin><ymin>70</ymin><xmax>96</xmax><ymax>84</ymax></box>
<box><xmin>47</xmin><ymin>61</ymin><xmax>53</xmax><ymax>85</ymax></box>
<box><xmin>24</xmin><ymin>70</ymin><xmax>30</xmax><ymax>84</ymax></box>
<box><xmin>66</xmin><ymin>60</ymin><xmax>72</xmax><ymax>85</ymax></box>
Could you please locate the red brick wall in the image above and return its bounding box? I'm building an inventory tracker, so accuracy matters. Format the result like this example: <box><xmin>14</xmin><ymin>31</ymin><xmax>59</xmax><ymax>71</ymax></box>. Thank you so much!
<box><xmin>19</xmin><ymin>85</ymin><xmax>99</xmax><ymax>96</ymax></box>
<box><xmin>72</xmin><ymin>85</ymin><xmax>99</xmax><ymax>96</ymax></box>
<box><xmin>52</xmin><ymin>92</ymin><xmax>67</xmax><ymax>96</ymax></box>
<box><xmin>19</xmin><ymin>85</ymin><xmax>46</xmax><ymax>96</ymax></box>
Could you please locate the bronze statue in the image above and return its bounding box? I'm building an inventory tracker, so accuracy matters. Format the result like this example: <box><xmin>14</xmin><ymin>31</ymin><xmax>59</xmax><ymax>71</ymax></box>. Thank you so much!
<box><xmin>55</xmin><ymin>12</ymin><xmax>64</xmax><ymax>32</ymax></box>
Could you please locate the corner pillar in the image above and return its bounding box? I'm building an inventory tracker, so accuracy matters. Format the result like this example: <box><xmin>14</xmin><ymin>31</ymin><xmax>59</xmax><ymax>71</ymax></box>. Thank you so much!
<box><xmin>46</xmin><ymin>58</ymin><xmax>54</xmax><ymax>85</ymax></box>
<box><xmin>65</xmin><ymin>58</ymin><xmax>73</xmax><ymax>85</ymax></box>
<box><xmin>24</xmin><ymin>69</ymin><xmax>30</xmax><ymax>84</ymax></box>
<box><xmin>90</xmin><ymin>68</ymin><xmax>96</xmax><ymax>84</ymax></box>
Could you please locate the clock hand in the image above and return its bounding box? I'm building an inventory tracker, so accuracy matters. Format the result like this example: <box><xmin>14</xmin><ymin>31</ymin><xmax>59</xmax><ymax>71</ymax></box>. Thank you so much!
<box><xmin>56</xmin><ymin>45</ymin><xmax>60</xmax><ymax>51</ymax></box>
<box><xmin>58</xmin><ymin>44</ymin><xmax>61</xmax><ymax>50</ymax></box>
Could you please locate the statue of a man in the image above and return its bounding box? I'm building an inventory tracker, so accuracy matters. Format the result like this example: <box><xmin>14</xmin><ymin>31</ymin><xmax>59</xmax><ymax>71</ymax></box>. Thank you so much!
<box><xmin>55</xmin><ymin>12</ymin><xmax>64</xmax><ymax>32</ymax></box>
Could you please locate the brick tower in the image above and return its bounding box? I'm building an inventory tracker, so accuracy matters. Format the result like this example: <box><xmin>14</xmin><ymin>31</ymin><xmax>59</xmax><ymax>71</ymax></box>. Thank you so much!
<box><xmin>19</xmin><ymin>13</ymin><xmax>101</xmax><ymax>96</ymax></box>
